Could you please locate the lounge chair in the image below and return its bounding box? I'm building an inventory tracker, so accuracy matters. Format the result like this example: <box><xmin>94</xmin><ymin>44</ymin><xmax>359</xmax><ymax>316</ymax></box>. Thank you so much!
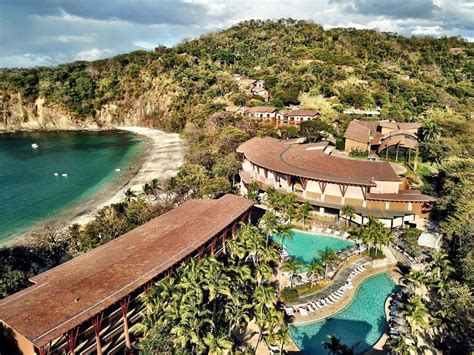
<box><xmin>269</xmin><ymin>344</ymin><xmax>280</xmax><ymax>354</ymax></box>
<box><xmin>307</xmin><ymin>304</ymin><xmax>315</xmax><ymax>312</ymax></box>
<box><xmin>284</xmin><ymin>307</ymin><xmax>295</xmax><ymax>316</ymax></box>
<box><xmin>299</xmin><ymin>307</ymin><xmax>309</xmax><ymax>316</ymax></box>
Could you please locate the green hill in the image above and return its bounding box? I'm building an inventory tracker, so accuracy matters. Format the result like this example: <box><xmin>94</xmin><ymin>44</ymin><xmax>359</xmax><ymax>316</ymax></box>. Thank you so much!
<box><xmin>1</xmin><ymin>19</ymin><xmax>472</xmax><ymax>132</ymax></box>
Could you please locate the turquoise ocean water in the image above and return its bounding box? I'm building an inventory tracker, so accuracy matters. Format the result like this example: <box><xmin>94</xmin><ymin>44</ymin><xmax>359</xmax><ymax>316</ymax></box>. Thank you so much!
<box><xmin>0</xmin><ymin>131</ymin><xmax>144</xmax><ymax>243</ymax></box>
<box><xmin>290</xmin><ymin>272</ymin><xmax>398</xmax><ymax>354</ymax></box>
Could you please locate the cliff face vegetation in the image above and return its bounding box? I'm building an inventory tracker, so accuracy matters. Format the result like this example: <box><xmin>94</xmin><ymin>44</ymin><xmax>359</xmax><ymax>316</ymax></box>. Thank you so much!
<box><xmin>0</xmin><ymin>19</ymin><xmax>472</xmax><ymax>132</ymax></box>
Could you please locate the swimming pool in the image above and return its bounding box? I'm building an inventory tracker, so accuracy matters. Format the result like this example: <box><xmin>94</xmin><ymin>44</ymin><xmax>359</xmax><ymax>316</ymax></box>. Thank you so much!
<box><xmin>290</xmin><ymin>272</ymin><xmax>398</xmax><ymax>354</ymax></box>
<box><xmin>276</xmin><ymin>229</ymin><xmax>355</xmax><ymax>265</ymax></box>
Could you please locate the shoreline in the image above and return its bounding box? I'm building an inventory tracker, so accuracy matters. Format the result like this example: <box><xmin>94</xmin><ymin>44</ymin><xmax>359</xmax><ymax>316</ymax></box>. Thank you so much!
<box><xmin>71</xmin><ymin>126</ymin><xmax>184</xmax><ymax>225</ymax></box>
<box><xmin>1</xmin><ymin>126</ymin><xmax>184</xmax><ymax>246</ymax></box>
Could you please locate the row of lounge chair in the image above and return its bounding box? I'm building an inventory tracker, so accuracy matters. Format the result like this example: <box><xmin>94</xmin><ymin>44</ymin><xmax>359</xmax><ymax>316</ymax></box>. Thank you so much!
<box><xmin>388</xmin><ymin>292</ymin><xmax>409</xmax><ymax>338</ymax></box>
<box><xmin>284</xmin><ymin>264</ymin><xmax>368</xmax><ymax>317</ymax></box>
<box><xmin>311</xmin><ymin>226</ymin><xmax>350</xmax><ymax>239</ymax></box>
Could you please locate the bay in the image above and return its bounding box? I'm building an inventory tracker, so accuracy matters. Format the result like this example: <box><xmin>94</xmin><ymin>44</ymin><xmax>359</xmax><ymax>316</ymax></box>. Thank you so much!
<box><xmin>0</xmin><ymin>130</ymin><xmax>145</xmax><ymax>243</ymax></box>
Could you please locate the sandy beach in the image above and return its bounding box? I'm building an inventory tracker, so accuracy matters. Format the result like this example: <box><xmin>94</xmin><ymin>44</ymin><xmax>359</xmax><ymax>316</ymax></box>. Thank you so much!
<box><xmin>1</xmin><ymin>126</ymin><xmax>184</xmax><ymax>246</ymax></box>
<box><xmin>70</xmin><ymin>126</ymin><xmax>184</xmax><ymax>225</ymax></box>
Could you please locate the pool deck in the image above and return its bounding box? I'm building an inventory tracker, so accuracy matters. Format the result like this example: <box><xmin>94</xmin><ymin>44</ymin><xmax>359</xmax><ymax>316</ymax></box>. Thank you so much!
<box><xmin>291</xmin><ymin>264</ymin><xmax>400</xmax><ymax>325</ymax></box>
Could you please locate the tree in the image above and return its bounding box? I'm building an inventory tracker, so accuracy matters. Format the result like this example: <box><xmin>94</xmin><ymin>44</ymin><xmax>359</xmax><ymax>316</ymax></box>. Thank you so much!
<box><xmin>307</xmin><ymin>260</ymin><xmax>325</xmax><ymax>286</ymax></box>
<box><xmin>318</xmin><ymin>247</ymin><xmax>340</xmax><ymax>278</ymax></box>
<box><xmin>322</xmin><ymin>335</ymin><xmax>344</xmax><ymax>354</ymax></box>
<box><xmin>298</xmin><ymin>202</ymin><xmax>312</xmax><ymax>228</ymax></box>
<box><xmin>340</xmin><ymin>205</ymin><xmax>356</xmax><ymax>227</ymax></box>
<box><xmin>281</xmin><ymin>259</ymin><xmax>303</xmax><ymax>287</ymax></box>
<box><xmin>261</xmin><ymin>211</ymin><xmax>278</xmax><ymax>247</ymax></box>
<box><xmin>402</xmin><ymin>296</ymin><xmax>430</xmax><ymax>337</ymax></box>
<box><xmin>405</xmin><ymin>269</ymin><xmax>427</xmax><ymax>296</ymax></box>
<box><xmin>353</xmin><ymin>216</ymin><xmax>392</xmax><ymax>254</ymax></box>
<box><xmin>124</xmin><ymin>188</ymin><xmax>137</xmax><ymax>204</ymax></box>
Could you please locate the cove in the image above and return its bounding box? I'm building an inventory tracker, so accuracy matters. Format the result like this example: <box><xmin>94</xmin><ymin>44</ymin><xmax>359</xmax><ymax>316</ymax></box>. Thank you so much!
<box><xmin>0</xmin><ymin>130</ymin><xmax>145</xmax><ymax>243</ymax></box>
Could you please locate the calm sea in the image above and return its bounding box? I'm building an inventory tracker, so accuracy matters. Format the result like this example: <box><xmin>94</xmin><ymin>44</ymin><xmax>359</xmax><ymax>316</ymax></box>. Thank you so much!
<box><xmin>0</xmin><ymin>131</ymin><xmax>144</xmax><ymax>243</ymax></box>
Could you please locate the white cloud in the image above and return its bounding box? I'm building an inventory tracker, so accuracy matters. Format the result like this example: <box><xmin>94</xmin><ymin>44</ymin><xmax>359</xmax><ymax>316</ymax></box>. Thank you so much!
<box><xmin>75</xmin><ymin>48</ymin><xmax>112</xmax><ymax>61</ymax></box>
<box><xmin>1</xmin><ymin>0</ymin><xmax>472</xmax><ymax>68</ymax></box>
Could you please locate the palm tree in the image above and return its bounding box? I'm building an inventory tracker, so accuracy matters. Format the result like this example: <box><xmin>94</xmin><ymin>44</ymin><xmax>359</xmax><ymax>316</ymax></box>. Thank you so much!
<box><xmin>281</xmin><ymin>259</ymin><xmax>303</xmax><ymax>287</ymax></box>
<box><xmin>142</xmin><ymin>183</ymin><xmax>153</xmax><ymax>202</ymax></box>
<box><xmin>429</xmin><ymin>251</ymin><xmax>454</xmax><ymax>281</ymax></box>
<box><xmin>284</xmin><ymin>206</ymin><xmax>298</xmax><ymax>226</ymax></box>
<box><xmin>124</xmin><ymin>188</ymin><xmax>137</xmax><ymax>204</ymax></box>
<box><xmin>402</xmin><ymin>296</ymin><xmax>430</xmax><ymax>336</ymax></box>
<box><xmin>274</xmin><ymin>222</ymin><xmax>292</xmax><ymax>246</ymax></box>
<box><xmin>274</xmin><ymin>323</ymin><xmax>291</xmax><ymax>355</ymax></box>
<box><xmin>261</xmin><ymin>210</ymin><xmax>278</xmax><ymax>247</ymax></box>
<box><xmin>307</xmin><ymin>260</ymin><xmax>325</xmax><ymax>286</ymax></box>
<box><xmin>387</xmin><ymin>334</ymin><xmax>416</xmax><ymax>355</ymax></box>
<box><xmin>420</xmin><ymin>120</ymin><xmax>441</xmax><ymax>141</ymax></box>
<box><xmin>340</xmin><ymin>205</ymin><xmax>356</xmax><ymax>227</ymax></box>
<box><xmin>318</xmin><ymin>247</ymin><xmax>340</xmax><ymax>278</ymax></box>
<box><xmin>297</xmin><ymin>202</ymin><xmax>312</xmax><ymax>228</ymax></box>
<box><xmin>203</xmin><ymin>332</ymin><xmax>233</xmax><ymax>354</ymax></box>
<box><xmin>405</xmin><ymin>269</ymin><xmax>427</xmax><ymax>296</ymax></box>
<box><xmin>322</xmin><ymin>335</ymin><xmax>344</xmax><ymax>354</ymax></box>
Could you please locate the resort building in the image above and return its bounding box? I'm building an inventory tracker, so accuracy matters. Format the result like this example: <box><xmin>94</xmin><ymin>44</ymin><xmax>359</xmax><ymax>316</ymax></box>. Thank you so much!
<box><xmin>343</xmin><ymin>120</ymin><xmax>421</xmax><ymax>156</ymax></box>
<box><xmin>245</xmin><ymin>106</ymin><xmax>278</xmax><ymax>121</ymax></box>
<box><xmin>234</xmin><ymin>76</ymin><xmax>269</xmax><ymax>102</ymax></box>
<box><xmin>237</xmin><ymin>137</ymin><xmax>435</xmax><ymax>229</ymax></box>
<box><xmin>276</xmin><ymin>109</ymin><xmax>319</xmax><ymax>127</ymax></box>
<box><xmin>0</xmin><ymin>195</ymin><xmax>253</xmax><ymax>355</ymax></box>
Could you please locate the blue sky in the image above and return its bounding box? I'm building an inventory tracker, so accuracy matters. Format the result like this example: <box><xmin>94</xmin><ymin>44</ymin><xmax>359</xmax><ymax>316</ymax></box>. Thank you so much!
<box><xmin>1</xmin><ymin>0</ymin><xmax>473</xmax><ymax>68</ymax></box>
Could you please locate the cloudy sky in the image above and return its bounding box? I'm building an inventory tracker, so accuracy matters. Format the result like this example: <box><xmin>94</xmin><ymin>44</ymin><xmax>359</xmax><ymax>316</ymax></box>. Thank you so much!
<box><xmin>1</xmin><ymin>0</ymin><xmax>473</xmax><ymax>68</ymax></box>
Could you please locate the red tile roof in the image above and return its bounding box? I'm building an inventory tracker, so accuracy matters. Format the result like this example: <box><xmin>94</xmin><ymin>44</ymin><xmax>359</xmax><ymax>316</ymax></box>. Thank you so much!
<box><xmin>0</xmin><ymin>195</ymin><xmax>253</xmax><ymax>348</ymax></box>
<box><xmin>284</xmin><ymin>109</ymin><xmax>318</xmax><ymax>117</ymax></box>
<box><xmin>237</xmin><ymin>137</ymin><xmax>399</xmax><ymax>185</ymax></box>
<box><xmin>343</xmin><ymin>121</ymin><xmax>371</xmax><ymax>143</ymax></box>
<box><xmin>247</xmin><ymin>106</ymin><xmax>277</xmax><ymax>113</ymax></box>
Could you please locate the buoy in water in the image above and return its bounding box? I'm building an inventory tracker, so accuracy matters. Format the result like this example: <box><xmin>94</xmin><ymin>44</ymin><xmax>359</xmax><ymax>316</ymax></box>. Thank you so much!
<box><xmin>54</xmin><ymin>172</ymin><xmax>59</xmax><ymax>176</ymax></box>
<box><xmin>62</xmin><ymin>173</ymin><xmax>68</xmax><ymax>177</ymax></box>
<box><xmin>115</xmin><ymin>168</ymin><xmax>121</xmax><ymax>172</ymax></box>
<box><xmin>31</xmin><ymin>143</ymin><xmax>39</xmax><ymax>149</ymax></box>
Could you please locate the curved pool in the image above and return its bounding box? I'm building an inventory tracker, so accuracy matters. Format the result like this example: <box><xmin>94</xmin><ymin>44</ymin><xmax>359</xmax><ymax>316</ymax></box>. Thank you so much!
<box><xmin>277</xmin><ymin>229</ymin><xmax>355</xmax><ymax>265</ymax></box>
<box><xmin>290</xmin><ymin>272</ymin><xmax>398</xmax><ymax>354</ymax></box>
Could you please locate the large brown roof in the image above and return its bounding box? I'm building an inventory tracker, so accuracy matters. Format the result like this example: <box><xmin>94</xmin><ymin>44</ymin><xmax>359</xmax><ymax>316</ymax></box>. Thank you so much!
<box><xmin>285</xmin><ymin>109</ymin><xmax>318</xmax><ymax>117</ymax></box>
<box><xmin>0</xmin><ymin>195</ymin><xmax>253</xmax><ymax>348</ymax></box>
<box><xmin>343</xmin><ymin>120</ymin><xmax>371</xmax><ymax>143</ymax></box>
<box><xmin>247</xmin><ymin>106</ymin><xmax>277</xmax><ymax>113</ymax></box>
<box><xmin>237</xmin><ymin>137</ymin><xmax>399</xmax><ymax>186</ymax></box>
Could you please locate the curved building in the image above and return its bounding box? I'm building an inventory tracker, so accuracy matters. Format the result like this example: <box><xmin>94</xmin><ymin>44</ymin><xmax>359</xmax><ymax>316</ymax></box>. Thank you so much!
<box><xmin>237</xmin><ymin>137</ymin><xmax>435</xmax><ymax>229</ymax></box>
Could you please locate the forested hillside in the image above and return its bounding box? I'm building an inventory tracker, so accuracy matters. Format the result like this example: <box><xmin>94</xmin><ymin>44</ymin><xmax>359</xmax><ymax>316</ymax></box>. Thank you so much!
<box><xmin>1</xmin><ymin>19</ymin><xmax>472</xmax><ymax>132</ymax></box>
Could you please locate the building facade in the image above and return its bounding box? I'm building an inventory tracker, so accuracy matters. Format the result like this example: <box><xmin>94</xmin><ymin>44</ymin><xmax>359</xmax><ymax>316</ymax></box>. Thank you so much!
<box><xmin>237</xmin><ymin>137</ymin><xmax>435</xmax><ymax>229</ymax></box>
<box><xmin>0</xmin><ymin>195</ymin><xmax>253</xmax><ymax>355</ymax></box>
<box><xmin>276</xmin><ymin>109</ymin><xmax>319</xmax><ymax>127</ymax></box>
<box><xmin>343</xmin><ymin>119</ymin><xmax>421</xmax><ymax>155</ymax></box>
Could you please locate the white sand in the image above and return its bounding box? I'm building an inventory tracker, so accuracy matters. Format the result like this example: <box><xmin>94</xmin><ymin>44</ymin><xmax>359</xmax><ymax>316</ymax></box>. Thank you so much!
<box><xmin>71</xmin><ymin>126</ymin><xmax>184</xmax><ymax>225</ymax></box>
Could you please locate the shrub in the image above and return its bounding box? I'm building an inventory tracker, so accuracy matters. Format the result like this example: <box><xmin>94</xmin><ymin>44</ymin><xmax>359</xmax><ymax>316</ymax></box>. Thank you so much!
<box><xmin>280</xmin><ymin>287</ymin><xmax>299</xmax><ymax>302</ymax></box>
<box><xmin>369</xmin><ymin>248</ymin><xmax>386</xmax><ymax>259</ymax></box>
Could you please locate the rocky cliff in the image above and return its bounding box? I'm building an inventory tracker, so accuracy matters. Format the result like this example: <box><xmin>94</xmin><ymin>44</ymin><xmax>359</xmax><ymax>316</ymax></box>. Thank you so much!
<box><xmin>0</xmin><ymin>72</ymin><xmax>180</xmax><ymax>131</ymax></box>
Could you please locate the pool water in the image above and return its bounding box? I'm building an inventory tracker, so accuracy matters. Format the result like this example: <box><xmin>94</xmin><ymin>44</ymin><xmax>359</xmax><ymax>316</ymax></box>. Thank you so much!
<box><xmin>276</xmin><ymin>229</ymin><xmax>355</xmax><ymax>265</ymax></box>
<box><xmin>290</xmin><ymin>273</ymin><xmax>398</xmax><ymax>354</ymax></box>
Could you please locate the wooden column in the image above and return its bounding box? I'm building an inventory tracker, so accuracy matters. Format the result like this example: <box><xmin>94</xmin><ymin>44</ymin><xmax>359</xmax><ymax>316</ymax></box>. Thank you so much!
<box><xmin>120</xmin><ymin>296</ymin><xmax>132</xmax><ymax>350</ymax></box>
<box><xmin>92</xmin><ymin>314</ymin><xmax>103</xmax><ymax>355</ymax></box>
<box><xmin>66</xmin><ymin>328</ymin><xmax>79</xmax><ymax>355</ymax></box>
<box><xmin>222</xmin><ymin>230</ymin><xmax>228</xmax><ymax>255</ymax></box>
